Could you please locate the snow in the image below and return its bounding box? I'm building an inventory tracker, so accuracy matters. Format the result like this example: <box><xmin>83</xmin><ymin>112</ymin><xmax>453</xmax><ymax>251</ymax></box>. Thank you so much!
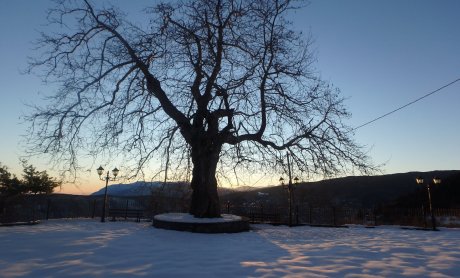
<box><xmin>154</xmin><ymin>213</ymin><xmax>242</xmax><ymax>223</ymax></box>
<box><xmin>0</xmin><ymin>219</ymin><xmax>459</xmax><ymax>277</ymax></box>
<box><xmin>91</xmin><ymin>181</ymin><xmax>165</xmax><ymax>196</ymax></box>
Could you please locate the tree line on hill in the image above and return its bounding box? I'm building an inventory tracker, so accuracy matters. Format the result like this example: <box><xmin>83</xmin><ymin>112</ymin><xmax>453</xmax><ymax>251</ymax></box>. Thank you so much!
<box><xmin>0</xmin><ymin>162</ymin><xmax>61</xmax><ymax>196</ymax></box>
<box><xmin>86</xmin><ymin>170</ymin><xmax>459</xmax><ymax>210</ymax></box>
<box><xmin>220</xmin><ymin>170</ymin><xmax>460</xmax><ymax>209</ymax></box>
<box><xmin>389</xmin><ymin>172</ymin><xmax>460</xmax><ymax>209</ymax></box>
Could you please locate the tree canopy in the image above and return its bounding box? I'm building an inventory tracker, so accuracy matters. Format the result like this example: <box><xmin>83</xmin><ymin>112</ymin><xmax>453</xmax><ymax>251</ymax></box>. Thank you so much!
<box><xmin>0</xmin><ymin>163</ymin><xmax>61</xmax><ymax>196</ymax></box>
<box><xmin>26</xmin><ymin>0</ymin><xmax>374</xmax><ymax>217</ymax></box>
<box><xmin>0</xmin><ymin>164</ymin><xmax>22</xmax><ymax>196</ymax></box>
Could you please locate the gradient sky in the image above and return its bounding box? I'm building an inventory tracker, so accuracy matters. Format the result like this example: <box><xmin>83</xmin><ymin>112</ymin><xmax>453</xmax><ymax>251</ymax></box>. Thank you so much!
<box><xmin>0</xmin><ymin>0</ymin><xmax>459</xmax><ymax>195</ymax></box>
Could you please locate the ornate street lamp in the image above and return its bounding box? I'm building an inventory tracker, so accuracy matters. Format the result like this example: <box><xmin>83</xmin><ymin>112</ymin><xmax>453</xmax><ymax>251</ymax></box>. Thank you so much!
<box><xmin>416</xmin><ymin>176</ymin><xmax>441</xmax><ymax>231</ymax></box>
<box><xmin>97</xmin><ymin>166</ymin><xmax>119</xmax><ymax>223</ymax></box>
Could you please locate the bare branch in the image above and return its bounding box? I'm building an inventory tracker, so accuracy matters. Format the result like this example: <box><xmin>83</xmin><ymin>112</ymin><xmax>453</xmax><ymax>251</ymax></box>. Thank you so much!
<box><xmin>25</xmin><ymin>0</ymin><xmax>375</xmax><ymax>216</ymax></box>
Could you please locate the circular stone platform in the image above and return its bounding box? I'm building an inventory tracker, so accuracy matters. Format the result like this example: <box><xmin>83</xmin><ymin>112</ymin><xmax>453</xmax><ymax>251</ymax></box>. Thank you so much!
<box><xmin>153</xmin><ymin>213</ymin><xmax>250</xmax><ymax>233</ymax></box>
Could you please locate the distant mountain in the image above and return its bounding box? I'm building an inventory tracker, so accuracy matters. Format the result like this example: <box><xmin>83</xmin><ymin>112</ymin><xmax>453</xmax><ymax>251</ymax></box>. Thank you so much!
<box><xmin>91</xmin><ymin>181</ymin><xmax>255</xmax><ymax>197</ymax></box>
<box><xmin>91</xmin><ymin>170</ymin><xmax>460</xmax><ymax>207</ymax></box>
<box><xmin>221</xmin><ymin>170</ymin><xmax>460</xmax><ymax>208</ymax></box>
<box><xmin>217</xmin><ymin>186</ymin><xmax>256</xmax><ymax>195</ymax></box>
<box><xmin>391</xmin><ymin>171</ymin><xmax>460</xmax><ymax>208</ymax></box>
<box><xmin>91</xmin><ymin>181</ymin><xmax>164</xmax><ymax>196</ymax></box>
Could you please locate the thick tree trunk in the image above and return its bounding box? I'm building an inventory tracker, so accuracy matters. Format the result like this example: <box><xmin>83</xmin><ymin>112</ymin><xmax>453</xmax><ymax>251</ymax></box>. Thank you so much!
<box><xmin>189</xmin><ymin>142</ymin><xmax>221</xmax><ymax>218</ymax></box>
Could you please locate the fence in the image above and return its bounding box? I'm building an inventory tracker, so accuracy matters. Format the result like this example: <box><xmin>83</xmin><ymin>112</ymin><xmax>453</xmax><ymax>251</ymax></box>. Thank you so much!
<box><xmin>0</xmin><ymin>193</ymin><xmax>196</xmax><ymax>224</ymax></box>
<box><xmin>1</xmin><ymin>194</ymin><xmax>460</xmax><ymax>228</ymax></box>
<box><xmin>223</xmin><ymin>203</ymin><xmax>460</xmax><ymax>228</ymax></box>
<box><xmin>0</xmin><ymin>195</ymin><xmax>153</xmax><ymax>223</ymax></box>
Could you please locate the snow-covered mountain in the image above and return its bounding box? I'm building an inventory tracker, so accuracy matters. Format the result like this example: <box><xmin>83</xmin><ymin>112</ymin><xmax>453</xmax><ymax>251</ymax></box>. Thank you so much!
<box><xmin>91</xmin><ymin>181</ymin><xmax>255</xmax><ymax>197</ymax></box>
<box><xmin>91</xmin><ymin>181</ymin><xmax>165</xmax><ymax>196</ymax></box>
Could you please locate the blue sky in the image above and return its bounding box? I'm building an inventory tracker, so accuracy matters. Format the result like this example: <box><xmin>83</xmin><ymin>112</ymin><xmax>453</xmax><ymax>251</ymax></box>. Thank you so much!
<box><xmin>297</xmin><ymin>0</ymin><xmax>460</xmax><ymax>173</ymax></box>
<box><xmin>0</xmin><ymin>0</ymin><xmax>459</xmax><ymax>194</ymax></box>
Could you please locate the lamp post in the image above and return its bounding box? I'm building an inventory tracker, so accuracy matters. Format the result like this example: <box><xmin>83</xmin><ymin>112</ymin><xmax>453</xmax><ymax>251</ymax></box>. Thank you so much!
<box><xmin>97</xmin><ymin>166</ymin><xmax>119</xmax><ymax>223</ymax></box>
<box><xmin>279</xmin><ymin>153</ymin><xmax>299</xmax><ymax>227</ymax></box>
<box><xmin>415</xmin><ymin>176</ymin><xmax>441</xmax><ymax>231</ymax></box>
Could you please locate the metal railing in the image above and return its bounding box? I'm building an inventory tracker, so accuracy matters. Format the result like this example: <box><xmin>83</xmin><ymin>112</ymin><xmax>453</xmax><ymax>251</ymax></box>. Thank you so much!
<box><xmin>223</xmin><ymin>202</ymin><xmax>460</xmax><ymax>228</ymax></box>
<box><xmin>2</xmin><ymin>195</ymin><xmax>460</xmax><ymax>228</ymax></box>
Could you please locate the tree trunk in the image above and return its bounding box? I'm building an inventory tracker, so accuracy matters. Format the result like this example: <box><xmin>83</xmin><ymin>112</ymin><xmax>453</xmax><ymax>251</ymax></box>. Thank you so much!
<box><xmin>189</xmin><ymin>142</ymin><xmax>221</xmax><ymax>218</ymax></box>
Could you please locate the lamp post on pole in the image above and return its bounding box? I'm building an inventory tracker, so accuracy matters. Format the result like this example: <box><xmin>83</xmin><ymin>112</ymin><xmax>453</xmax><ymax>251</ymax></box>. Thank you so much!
<box><xmin>279</xmin><ymin>153</ymin><xmax>299</xmax><ymax>227</ymax></box>
<box><xmin>415</xmin><ymin>176</ymin><xmax>441</xmax><ymax>231</ymax></box>
<box><xmin>97</xmin><ymin>166</ymin><xmax>119</xmax><ymax>223</ymax></box>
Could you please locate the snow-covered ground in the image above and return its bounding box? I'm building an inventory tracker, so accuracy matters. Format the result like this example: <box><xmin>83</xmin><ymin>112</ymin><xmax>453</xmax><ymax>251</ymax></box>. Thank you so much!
<box><xmin>0</xmin><ymin>219</ymin><xmax>459</xmax><ymax>277</ymax></box>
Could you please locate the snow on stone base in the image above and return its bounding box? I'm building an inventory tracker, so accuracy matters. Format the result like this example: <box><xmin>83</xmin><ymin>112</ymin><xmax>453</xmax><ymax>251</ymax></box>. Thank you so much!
<box><xmin>154</xmin><ymin>213</ymin><xmax>242</xmax><ymax>223</ymax></box>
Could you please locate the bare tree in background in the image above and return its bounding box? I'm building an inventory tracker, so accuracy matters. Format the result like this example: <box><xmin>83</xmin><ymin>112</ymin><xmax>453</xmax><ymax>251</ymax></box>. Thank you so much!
<box><xmin>26</xmin><ymin>0</ymin><xmax>374</xmax><ymax>217</ymax></box>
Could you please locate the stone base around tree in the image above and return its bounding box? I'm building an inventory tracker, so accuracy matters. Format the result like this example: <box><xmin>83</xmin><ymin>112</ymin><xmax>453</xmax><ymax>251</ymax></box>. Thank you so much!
<box><xmin>153</xmin><ymin>213</ymin><xmax>250</xmax><ymax>233</ymax></box>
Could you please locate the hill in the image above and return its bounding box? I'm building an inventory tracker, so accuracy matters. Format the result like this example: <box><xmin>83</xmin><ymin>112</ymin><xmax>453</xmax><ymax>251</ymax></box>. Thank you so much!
<box><xmin>90</xmin><ymin>170</ymin><xmax>459</xmax><ymax>208</ymax></box>
<box><xmin>91</xmin><ymin>181</ymin><xmax>249</xmax><ymax>197</ymax></box>
<box><xmin>91</xmin><ymin>181</ymin><xmax>164</xmax><ymax>196</ymax></box>
<box><xmin>221</xmin><ymin>170</ymin><xmax>460</xmax><ymax>208</ymax></box>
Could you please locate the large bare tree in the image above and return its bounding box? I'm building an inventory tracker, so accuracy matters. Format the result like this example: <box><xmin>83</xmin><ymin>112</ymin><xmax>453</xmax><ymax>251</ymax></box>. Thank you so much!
<box><xmin>26</xmin><ymin>0</ymin><xmax>373</xmax><ymax>217</ymax></box>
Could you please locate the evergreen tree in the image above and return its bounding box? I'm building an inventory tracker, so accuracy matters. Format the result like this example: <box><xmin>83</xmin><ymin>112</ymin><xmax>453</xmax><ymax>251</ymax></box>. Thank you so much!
<box><xmin>0</xmin><ymin>164</ymin><xmax>23</xmax><ymax>196</ymax></box>
<box><xmin>0</xmin><ymin>162</ymin><xmax>61</xmax><ymax>196</ymax></box>
<box><xmin>21</xmin><ymin>163</ymin><xmax>61</xmax><ymax>195</ymax></box>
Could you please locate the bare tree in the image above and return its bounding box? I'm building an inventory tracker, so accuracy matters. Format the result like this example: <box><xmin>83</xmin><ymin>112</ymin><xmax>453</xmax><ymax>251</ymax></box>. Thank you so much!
<box><xmin>26</xmin><ymin>0</ymin><xmax>374</xmax><ymax>217</ymax></box>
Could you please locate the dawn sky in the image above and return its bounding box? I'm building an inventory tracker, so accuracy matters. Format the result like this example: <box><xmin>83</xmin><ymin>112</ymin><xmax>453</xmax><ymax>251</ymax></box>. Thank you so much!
<box><xmin>0</xmin><ymin>0</ymin><xmax>459</xmax><ymax>194</ymax></box>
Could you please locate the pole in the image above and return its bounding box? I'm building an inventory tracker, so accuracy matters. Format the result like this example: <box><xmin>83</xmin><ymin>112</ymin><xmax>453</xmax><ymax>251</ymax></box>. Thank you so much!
<box><xmin>422</xmin><ymin>204</ymin><xmax>427</xmax><ymax>228</ymax></box>
<box><xmin>46</xmin><ymin>199</ymin><xmax>51</xmax><ymax>220</ymax></box>
<box><xmin>92</xmin><ymin>199</ymin><xmax>97</xmax><ymax>219</ymax></box>
<box><xmin>101</xmin><ymin>171</ymin><xmax>109</xmax><ymax>223</ymax></box>
<box><xmin>427</xmin><ymin>184</ymin><xmax>436</xmax><ymax>231</ymax></box>
<box><xmin>332</xmin><ymin>207</ymin><xmax>337</xmax><ymax>226</ymax></box>
<box><xmin>287</xmin><ymin>153</ymin><xmax>293</xmax><ymax>227</ymax></box>
<box><xmin>227</xmin><ymin>201</ymin><xmax>230</xmax><ymax>214</ymax></box>
<box><xmin>295</xmin><ymin>205</ymin><xmax>299</xmax><ymax>225</ymax></box>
